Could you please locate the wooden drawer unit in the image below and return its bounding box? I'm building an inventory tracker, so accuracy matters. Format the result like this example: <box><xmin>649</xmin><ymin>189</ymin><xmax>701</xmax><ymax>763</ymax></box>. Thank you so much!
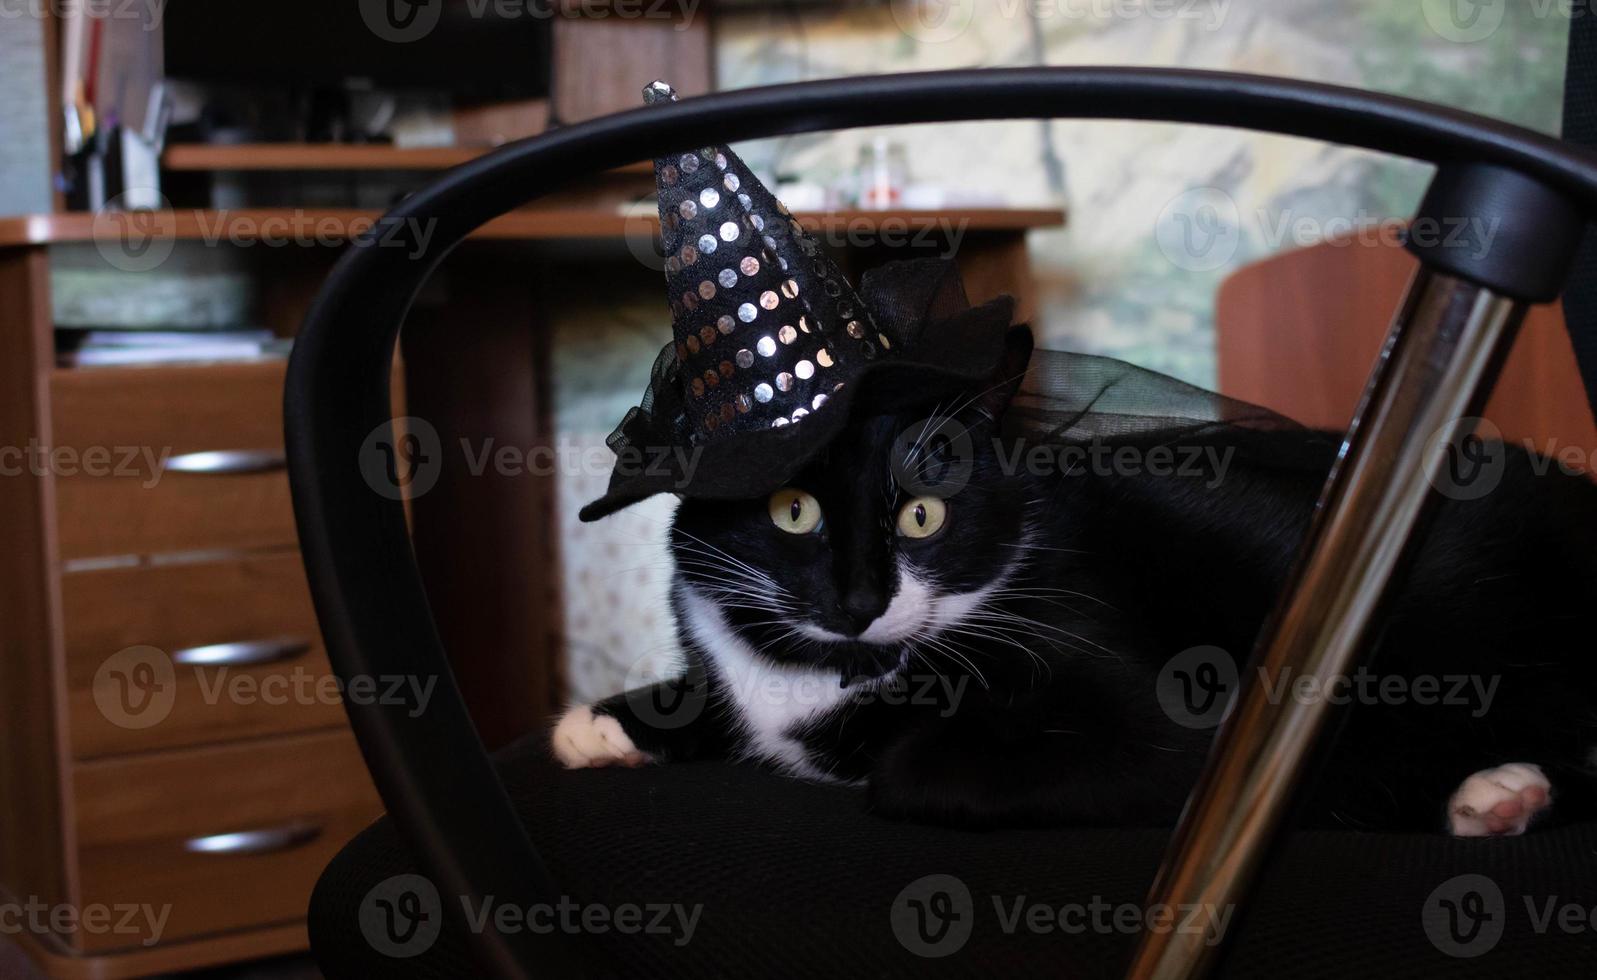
<box><xmin>50</xmin><ymin>362</ymin><xmax>297</xmax><ymax>560</ymax></box>
<box><xmin>73</xmin><ymin>731</ymin><xmax>382</xmax><ymax>952</ymax></box>
<box><xmin>61</xmin><ymin>552</ymin><xmax>346</xmax><ymax>759</ymax></box>
<box><xmin>0</xmin><ymin>247</ymin><xmax>393</xmax><ymax>978</ymax></box>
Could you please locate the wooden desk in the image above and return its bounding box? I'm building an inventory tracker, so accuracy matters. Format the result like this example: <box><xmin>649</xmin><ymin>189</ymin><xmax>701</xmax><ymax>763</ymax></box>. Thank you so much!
<box><xmin>0</xmin><ymin>206</ymin><xmax>1065</xmax><ymax>247</ymax></box>
<box><xmin>0</xmin><ymin>203</ymin><xmax>1061</xmax><ymax>977</ymax></box>
<box><xmin>160</xmin><ymin>144</ymin><xmax>656</xmax><ymax>174</ymax></box>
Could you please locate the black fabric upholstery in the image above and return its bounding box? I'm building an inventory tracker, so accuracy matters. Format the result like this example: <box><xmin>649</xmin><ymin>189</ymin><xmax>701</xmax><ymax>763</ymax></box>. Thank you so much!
<box><xmin>311</xmin><ymin>735</ymin><xmax>1597</xmax><ymax>978</ymax></box>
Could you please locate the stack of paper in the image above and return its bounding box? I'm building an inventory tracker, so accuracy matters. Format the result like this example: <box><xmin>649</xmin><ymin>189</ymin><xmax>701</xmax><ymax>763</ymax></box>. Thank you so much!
<box><xmin>59</xmin><ymin>329</ymin><xmax>290</xmax><ymax>368</ymax></box>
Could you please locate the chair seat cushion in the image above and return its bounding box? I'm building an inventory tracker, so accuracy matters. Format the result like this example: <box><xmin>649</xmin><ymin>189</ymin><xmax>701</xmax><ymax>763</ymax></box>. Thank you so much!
<box><xmin>310</xmin><ymin>735</ymin><xmax>1597</xmax><ymax>978</ymax></box>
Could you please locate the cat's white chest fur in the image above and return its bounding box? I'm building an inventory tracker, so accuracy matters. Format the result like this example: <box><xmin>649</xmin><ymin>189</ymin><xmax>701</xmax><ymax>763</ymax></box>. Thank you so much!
<box><xmin>679</xmin><ymin>586</ymin><xmax>852</xmax><ymax>781</ymax></box>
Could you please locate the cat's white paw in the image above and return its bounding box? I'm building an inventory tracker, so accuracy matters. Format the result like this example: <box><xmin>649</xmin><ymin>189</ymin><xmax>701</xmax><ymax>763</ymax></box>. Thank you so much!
<box><xmin>1448</xmin><ymin>762</ymin><xmax>1552</xmax><ymax>837</ymax></box>
<box><xmin>552</xmin><ymin>704</ymin><xmax>647</xmax><ymax>769</ymax></box>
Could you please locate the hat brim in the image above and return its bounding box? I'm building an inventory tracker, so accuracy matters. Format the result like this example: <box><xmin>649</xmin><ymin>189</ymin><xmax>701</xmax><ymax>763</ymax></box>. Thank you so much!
<box><xmin>578</xmin><ymin>295</ymin><xmax>1020</xmax><ymax>522</ymax></box>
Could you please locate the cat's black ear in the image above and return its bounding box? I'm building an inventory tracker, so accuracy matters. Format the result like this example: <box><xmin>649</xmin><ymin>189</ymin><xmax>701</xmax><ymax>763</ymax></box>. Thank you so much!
<box><xmin>978</xmin><ymin>326</ymin><xmax>1035</xmax><ymax>420</ymax></box>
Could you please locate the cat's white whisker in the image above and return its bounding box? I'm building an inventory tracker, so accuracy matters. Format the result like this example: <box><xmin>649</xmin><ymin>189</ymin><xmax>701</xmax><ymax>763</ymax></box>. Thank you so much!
<box><xmin>981</xmin><ymin>593</ymin><xmax>1097</xmax><ymax>620</ymax></box>
<box><xmin>909</xmin><ymin>634</ymin><xmax>990</xmax><ymax>691</ymax></box>
<box><xmin>997</xmin><ymin>541</ymin><xmax>1092</xmax><ymax>554</ymax></box>
<box><xmin>663</xmin><ymin>522</ymin><xmax>797</xmax><ymax>596</ymax></box>
<box><xmin>937</xmin><ymin>622</ymin><xmax>1053</xmax><ymax>679</ymax></box>
<box><xmin>984</xmin><ymin>585</ymin><xmax>1116</xmax><ymax>607</ymax></box>
<box><xmin>976</xmin><ymin>606</ymin><xmax>1120</xmax><ymax>657</ymax></box>
<box><xmin>957</xmin><ymin>612</ymin><xmax>1119</xmax><ymax>663</ymax></box>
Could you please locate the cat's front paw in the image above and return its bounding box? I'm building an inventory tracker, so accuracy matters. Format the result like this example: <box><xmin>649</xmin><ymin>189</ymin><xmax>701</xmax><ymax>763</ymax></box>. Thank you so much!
<box><xmin>1448</xmin><ymin>762</ymin><xmax>1552</xmax><ymax>836</ymax></box>
<box><xmin>551</xmin><ymin>705</ymin><xmax>648</xmax><ymax>769</ymax></box>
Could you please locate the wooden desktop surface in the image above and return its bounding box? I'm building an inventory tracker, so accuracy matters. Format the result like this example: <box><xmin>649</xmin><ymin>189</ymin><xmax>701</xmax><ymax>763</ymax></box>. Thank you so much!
<box><xmin>0</xmin><ymin>207</ymin><xmax>1066</xmax><ymax>247</ymax></box>
<box><xmin>160</xmin><ymin>144</ymin><xmax>656</xmax><ymax>173</ymax></box>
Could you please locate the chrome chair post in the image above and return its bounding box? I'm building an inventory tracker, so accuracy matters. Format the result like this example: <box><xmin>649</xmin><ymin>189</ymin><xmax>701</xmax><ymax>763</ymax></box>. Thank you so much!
<box><xmin>1126</xmin><ymin>268</ymin><xmax>1526</xmax><ymax>979</ymax></box>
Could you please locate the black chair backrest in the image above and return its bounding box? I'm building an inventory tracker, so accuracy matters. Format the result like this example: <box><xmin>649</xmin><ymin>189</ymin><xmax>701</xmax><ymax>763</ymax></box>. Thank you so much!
<box><xmin>285</xmin><ymin>67</ymin><xmax>1597</xmax><ymax>978</ymax></box>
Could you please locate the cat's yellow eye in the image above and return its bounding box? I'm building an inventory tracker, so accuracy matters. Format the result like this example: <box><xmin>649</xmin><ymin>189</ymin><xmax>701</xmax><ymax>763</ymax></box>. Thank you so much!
<box><xmin>896</xmin><ymin>496</ymin><xmax>948</xmax><ymax>539</ymax></box>
<box><xmin>769</xmin><ymin>488</ymin><xmax>823</xmax><ymax>535</ymax></box>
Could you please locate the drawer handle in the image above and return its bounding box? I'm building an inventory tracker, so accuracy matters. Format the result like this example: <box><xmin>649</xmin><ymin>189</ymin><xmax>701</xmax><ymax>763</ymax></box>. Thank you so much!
<box><xmin>172</xmin><ymin>637</ymin><xmax>312</xmax><ymax>668</ymax></box>
<box><xmin>165</xmin><ymin>449</ymin><xmax>286</xmax><ymax>475</ymax></box>
<box><xmin>184</xmin><ymin>822</ymin><xmax>321</xmax><ymax>856</ymax></box>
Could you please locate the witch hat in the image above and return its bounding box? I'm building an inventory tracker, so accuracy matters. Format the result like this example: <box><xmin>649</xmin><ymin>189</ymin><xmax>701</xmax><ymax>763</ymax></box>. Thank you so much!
<box><xmin>579</xmin><ymin>81</ymin><xmax>1027</xmax><ymax>521</ymax></box>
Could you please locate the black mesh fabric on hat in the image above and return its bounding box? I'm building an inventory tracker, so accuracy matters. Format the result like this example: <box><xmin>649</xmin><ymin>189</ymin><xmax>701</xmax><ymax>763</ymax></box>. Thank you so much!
<box><xmin>310</xmin><ymin>735</ymin><xmax>1597</xmax><ymax>979</ymax></box>
<box><xmin>1003</xmin><ymin>349</ymin><xmax>1308</xmax><ymax>450</ymax></box>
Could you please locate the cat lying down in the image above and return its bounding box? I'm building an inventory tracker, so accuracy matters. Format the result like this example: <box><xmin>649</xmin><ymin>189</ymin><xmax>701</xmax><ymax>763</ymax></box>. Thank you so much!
<box><xmin>555</xmin><ymin>331</ymin><xmax>1597</xmax><ymax>837</ymax></box>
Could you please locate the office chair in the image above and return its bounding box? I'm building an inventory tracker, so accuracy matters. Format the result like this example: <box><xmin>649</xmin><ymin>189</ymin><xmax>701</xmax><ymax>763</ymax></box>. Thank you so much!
<box><xmin>287</xmin><ymin>67</ymin><xmax>1597</xmax><ymax>978</ymax></box>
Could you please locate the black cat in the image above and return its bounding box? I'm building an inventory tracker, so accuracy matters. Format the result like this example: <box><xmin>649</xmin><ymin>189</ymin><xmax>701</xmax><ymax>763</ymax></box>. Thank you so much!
<box><xmin>554</xmin><ymin>330</ymin><xmax>1597</xmax><ymax>835</ymax></box>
